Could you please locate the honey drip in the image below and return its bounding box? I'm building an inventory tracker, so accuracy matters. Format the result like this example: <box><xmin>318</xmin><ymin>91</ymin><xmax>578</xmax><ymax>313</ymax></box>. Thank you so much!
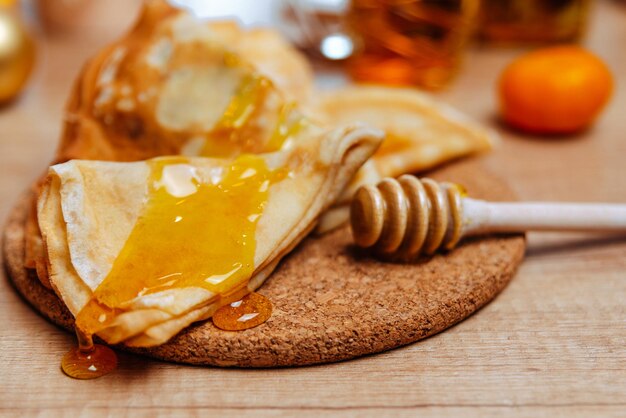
<box><xmin>67</xmin><ymin>154</ymin><xmax>285</xmax><ymax>373</ymax></box>
<box><xmin>61</xmin><ymin>333</ymin><xmax>117</xmax><ymax>380</ymax></box>
<box><xmin>212</xmin><ymin>292</ymin><xmax>273</xmax><ymax>331</ymax></box>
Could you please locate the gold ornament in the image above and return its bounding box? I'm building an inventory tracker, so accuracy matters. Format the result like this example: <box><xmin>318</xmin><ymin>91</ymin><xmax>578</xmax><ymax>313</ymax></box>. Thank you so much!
<box><xmin>0</xmin><ymin>8</ymin><xmax>35</xmax><ymax>104</ymax></box>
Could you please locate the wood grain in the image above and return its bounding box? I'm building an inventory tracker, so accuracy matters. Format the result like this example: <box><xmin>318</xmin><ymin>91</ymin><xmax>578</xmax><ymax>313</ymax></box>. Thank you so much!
<box><xmin>1</xmin><ymin>1</ymin><xmax>625</xmax><ymax>417</ymax></box>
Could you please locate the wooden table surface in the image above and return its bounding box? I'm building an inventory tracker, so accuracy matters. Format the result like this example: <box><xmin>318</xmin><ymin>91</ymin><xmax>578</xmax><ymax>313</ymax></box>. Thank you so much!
<box><xmin>1</xmin><ymin>1</ymin><xmax>624</xmax><ymax>417</ymax></box>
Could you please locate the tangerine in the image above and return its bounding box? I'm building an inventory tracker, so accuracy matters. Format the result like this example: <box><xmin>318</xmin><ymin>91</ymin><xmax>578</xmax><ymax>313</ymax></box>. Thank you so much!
<box><xmin>498</xmin><ymin>46</ymin><xmax>613</xmax><ymax>135</ymax></box>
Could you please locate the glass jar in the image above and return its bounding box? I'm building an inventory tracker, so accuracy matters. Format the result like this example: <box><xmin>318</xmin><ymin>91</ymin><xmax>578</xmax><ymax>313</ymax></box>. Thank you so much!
<box><xmin>346</xmin><ymin>0</ymin><xmax>480</xmax><ymax>89</ymax></box>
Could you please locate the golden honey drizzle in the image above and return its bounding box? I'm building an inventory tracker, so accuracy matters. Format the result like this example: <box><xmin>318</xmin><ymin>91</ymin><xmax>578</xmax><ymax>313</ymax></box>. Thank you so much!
<box><xmin>200</xmin><ymin>73</ymin><xmax>273</xmax><ymax>158</ymax></box>
<box><xmin>199</xmin><ymin>54</ymin><xmax>307</xmax><ymax>158</ymax></box>
<box><xmin>61</xmin><ymin>344</ymin><xmax>117</xmax><ymax>380</ymax></box>
<box><xmin>266</xmin><ymin>102</ymin><xmax>308</xmax><ymax>152</ymax></box>
<box><xmin>212</xmin><ymin>292</ymin><xmax>273</xmax><ymax>331</ymax></box>
<box><xmin>63</xmin><ymin>154</ymin><xmax>285</xmax><ymax>379</ymax></box>
<box><xmin>220</xmin><ymin>75</ymin><xmax>271</xmax><ymax>131</ymax></box>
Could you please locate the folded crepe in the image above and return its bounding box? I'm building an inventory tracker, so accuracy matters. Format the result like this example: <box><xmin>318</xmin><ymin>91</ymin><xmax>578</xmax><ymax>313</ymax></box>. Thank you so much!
<box><xmin>38</xmin><ymin>124</ymin><xmax>382</xmax><ymax>347</ymax></box>
<box><xmin>57</xmin><ymin>0</ymin><xmax>314</xmax><ymax>163</ymax></box>
<box><xmin>316</xmin><ymin>86</ymin><xmax>497</xmax><ymax>178</ymax></box>
<box><xmin>26</xmin><ymin>0</ymin><xmax>316</xmax><ymax>286</ymax></box>
<box><xmin>315</xmin><ymin>86</ymin><xmax>498</xmax><ymax>233</ymax></box>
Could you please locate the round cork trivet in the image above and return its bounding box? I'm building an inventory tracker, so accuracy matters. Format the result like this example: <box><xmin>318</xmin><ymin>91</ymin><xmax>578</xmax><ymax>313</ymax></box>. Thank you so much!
<box><xmin>3</xmin><ymin>159</ymin><xmax>525</xmax><ymax>367</ymax></box>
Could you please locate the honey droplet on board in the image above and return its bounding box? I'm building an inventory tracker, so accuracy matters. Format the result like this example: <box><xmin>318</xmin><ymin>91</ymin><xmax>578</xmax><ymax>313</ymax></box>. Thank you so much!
<box><xmin>61</xmin><ymin>330</ymin><xmax>117</xmax><ymax>379</ymax></box>
<box><xmin>61</xmin><ymin>344</ymin><xmax>118</xmax><ymax>380</ymax></box>
<box><xmin>212</xmin><ymin>292</ymin><xmax>273</xmax><ymax>331</ymax></box>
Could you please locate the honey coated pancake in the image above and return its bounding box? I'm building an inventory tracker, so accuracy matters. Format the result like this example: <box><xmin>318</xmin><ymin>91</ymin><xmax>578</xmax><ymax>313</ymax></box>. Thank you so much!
<box><xmin>24</xmin><ymin>0</ymin><xmax>317</xmax><ymax>287</ymax></box>
<box><xmin>4</xmin><ymin>159</ymin><xmax>525</xmax><ymax>367</ymax></box>
<box><xmin>36</xmin><ymin>124</ymin><xmax>381</xmax><ymax>348</ymax></box>
<box><xmin>56</xmin><ymin>1</ymin><xmax>314</xmax><ymax>163</ymax></box>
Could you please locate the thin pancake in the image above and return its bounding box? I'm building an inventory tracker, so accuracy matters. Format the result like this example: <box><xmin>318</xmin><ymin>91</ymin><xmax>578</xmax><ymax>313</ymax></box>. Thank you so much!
<box><xmin>25</xmin><ymin>1</ymin><xmax>315</xmax><ymax>284</ymax></box>
<box><xmin>38</xmin><ymin>125</ymin><xmax>382</xmax><ymax>346</ymax></box>
<box><xmin>56</xmin><ymin>2</ymin><xmax>314</xmax><ymax>163</ymax></box>
<box><xmin>316</xmin><ymin>86</ymin><xmax>497</xmax><ymax>178</ymax></box>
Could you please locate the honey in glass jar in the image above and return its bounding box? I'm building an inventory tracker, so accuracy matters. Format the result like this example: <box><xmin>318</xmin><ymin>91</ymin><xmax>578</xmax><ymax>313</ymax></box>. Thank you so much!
<box><xmin>346</xmin><ymin>0</ymin><xmax>480</xmax><ymax>89</ymax></box>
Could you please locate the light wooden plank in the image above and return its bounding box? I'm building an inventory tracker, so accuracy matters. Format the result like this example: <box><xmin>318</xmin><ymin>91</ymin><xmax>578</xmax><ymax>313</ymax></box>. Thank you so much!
<box><xmin>0</xmin><ymin>1</ymin><xmax>624</xmax><ymax>416</ymax></box>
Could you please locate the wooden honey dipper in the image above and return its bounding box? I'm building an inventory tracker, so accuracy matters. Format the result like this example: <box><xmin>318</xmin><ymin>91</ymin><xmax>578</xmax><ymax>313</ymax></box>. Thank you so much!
<box><xmin>350</xmin><ymin>175</ymin><xmax>626</xmax><ymax>258</ymax></box>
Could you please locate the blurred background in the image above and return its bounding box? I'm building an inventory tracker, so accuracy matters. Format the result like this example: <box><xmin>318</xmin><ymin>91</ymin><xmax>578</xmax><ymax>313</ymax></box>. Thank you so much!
<box><xmin>0</xmin><ymin>0</ymin><xmax>624</xmax><ymax>216</ymax></box>
<box><xmin>0</xmin><ymin>0</ymin><xmax>608</xmax><ymax>100</ymax></box>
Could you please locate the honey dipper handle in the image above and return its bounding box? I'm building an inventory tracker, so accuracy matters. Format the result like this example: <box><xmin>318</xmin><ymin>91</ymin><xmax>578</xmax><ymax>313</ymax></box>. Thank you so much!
<box><xmin>462</xmin><ymin>199</ymin><xmax>626</xmax><ymax>235</ymax></box>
